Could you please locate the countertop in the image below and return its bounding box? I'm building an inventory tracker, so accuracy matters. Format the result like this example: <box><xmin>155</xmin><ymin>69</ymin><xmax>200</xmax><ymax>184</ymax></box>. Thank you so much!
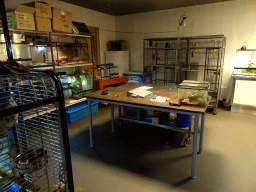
<box><xmin>232</xmin><ymin>74</ymin><xmax>256</xmax><ymax>80</ymax></box>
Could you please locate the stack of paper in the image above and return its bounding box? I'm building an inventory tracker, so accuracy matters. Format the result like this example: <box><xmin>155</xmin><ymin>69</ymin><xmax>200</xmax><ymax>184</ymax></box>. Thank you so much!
<box><xmin>127</xmin><ymin>88</ymin><xmax>152</xmax><ymax>98</ymax></box>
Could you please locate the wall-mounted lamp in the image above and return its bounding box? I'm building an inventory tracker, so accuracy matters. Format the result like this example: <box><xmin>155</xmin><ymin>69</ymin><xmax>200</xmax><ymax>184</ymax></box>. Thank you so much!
<box><xmin>179</xmin><ymin>16</ymin><xmax>187</xmax><ymax>27</ymax></box>
<box><xmin>241</xmin><ymin>41</ymin><xmax>248</xmax><ymax>50</ymax></box>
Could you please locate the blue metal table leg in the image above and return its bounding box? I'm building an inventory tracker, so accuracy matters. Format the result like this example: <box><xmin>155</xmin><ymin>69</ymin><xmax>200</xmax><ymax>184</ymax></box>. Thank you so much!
<box><xmin>199</xmin><ymin>112</ymin><xmax>205</xmax><ymax>154</ymax></box>
<box><xmin>118</xmin><ymin>105</ymin><xmax>122</xmax><ymax>125</ymax></box>
<box><xmin>191</xmin><ymin>114</ymin><xmax>200</xmax><ymax>179</ymax></box>
<box><xmin>188</xmin><ymin>115</ymin><xmax>193</xmax><ymax>139</ymax></box>
<box><xmin>111</xmin><ymin>104</ymin><xmax>115</xmax><ymax>132</ymax></box>
<box><xmin>88</xmin><ymin>100</ymin><xmax>93</xmax><ymax>147</ymax></box>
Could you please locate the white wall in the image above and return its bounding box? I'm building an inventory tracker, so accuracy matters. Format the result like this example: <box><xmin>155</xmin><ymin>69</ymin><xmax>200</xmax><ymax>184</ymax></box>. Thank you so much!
<box><xmin>4</xmin><ymin>0</ymin><xmax>256</xmax><ymax>99</ymax></box>
<box><xmin>4</xmin><ymin>0</ymin><xmax>116</xmax><ymax>64</ymax></box>
<box><xmin>115</xmin><ymin>0</ymin><xmax>256</xmax><ymax>100</ymax></box>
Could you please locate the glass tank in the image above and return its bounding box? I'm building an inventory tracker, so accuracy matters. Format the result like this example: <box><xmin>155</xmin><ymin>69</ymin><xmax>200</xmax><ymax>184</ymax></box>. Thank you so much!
<box><xmin>0</xmin><ymin>43</ymin><xmax>32</xmax><ymax>67</ymax></box>
<box><xmin>59</xmin><ymin>67</ymin><xmax>93</xmax><ymax>100</ymax></box>
<box><xmin>51</xmin><ymin>35</ymin><xmax>92</xmax><ymax>66</ymax></box>
<box><xmin>30</xmin><ymin>45</ymin><xmax>55</xmax><ymax>67</ymax></box>
<box><xmin>233</xmin><ymin>49</ymin><xmax>256</xmax><ymax>75</ymax></box>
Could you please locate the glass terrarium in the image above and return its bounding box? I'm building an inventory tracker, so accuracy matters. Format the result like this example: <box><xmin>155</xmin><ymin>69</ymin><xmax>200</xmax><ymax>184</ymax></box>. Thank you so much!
<box><xmin>53</xmin><ymin>42</ymin><xmax>91</xmax><ymax>66</ymax></box>
<box><xmin>233</xmin><ymin>49</ymin><xmax>256</xmax><ymax>76</ymax></box>
<box><xmin>177</xmin><ymin>80</ymin><xmax>210</xmax><ymax>106</ymax></box>
<box><xmin>30</xmin><ymin>45</ymin><xmax>55</xmax><ymax>67</ymax></box>
<box><xmin>59</xmin><ymin>68</ymin><xmax>93</xmax><ymax>100</ymax></box>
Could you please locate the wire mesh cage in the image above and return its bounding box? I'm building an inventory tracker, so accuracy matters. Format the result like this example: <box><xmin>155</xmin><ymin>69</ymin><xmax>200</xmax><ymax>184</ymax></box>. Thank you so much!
<box><xmin>0</xmin><ymin>71</ymin><xmax>74</xmax><ymax>192</ymax></box>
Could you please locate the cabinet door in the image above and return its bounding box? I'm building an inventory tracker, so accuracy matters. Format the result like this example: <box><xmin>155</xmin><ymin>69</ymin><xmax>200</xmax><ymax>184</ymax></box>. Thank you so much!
<box><xmin>233</xmin><ymin>79</ymin><xmax>256</xmax><ymax>106</ymax></box>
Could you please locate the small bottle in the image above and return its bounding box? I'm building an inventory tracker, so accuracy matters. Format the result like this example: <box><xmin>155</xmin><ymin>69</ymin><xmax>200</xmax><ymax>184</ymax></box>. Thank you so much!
<box><xmin>169</xmin><ymin>112</ymin><xmax>177</xmax><ymax>127</ymax></box>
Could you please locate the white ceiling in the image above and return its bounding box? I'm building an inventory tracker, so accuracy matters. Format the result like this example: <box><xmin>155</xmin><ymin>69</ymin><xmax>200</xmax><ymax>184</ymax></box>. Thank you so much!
<box><xmin>59</xmin><ymin>0</ymin><xmax>232</xmax><ymax>16</ymax></box>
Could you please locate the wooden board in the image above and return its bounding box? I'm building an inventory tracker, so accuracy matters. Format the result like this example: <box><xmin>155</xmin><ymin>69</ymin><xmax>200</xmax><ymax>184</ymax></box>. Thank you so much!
<box><xmin>84</xmin><ymin>87</ymin><xmax>207</xmax><ymax>113</ymax></box>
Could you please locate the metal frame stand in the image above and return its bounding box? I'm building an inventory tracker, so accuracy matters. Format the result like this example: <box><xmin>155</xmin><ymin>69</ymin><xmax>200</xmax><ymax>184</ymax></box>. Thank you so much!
<box><xmin>87</xmin><ymin>98</ymin><xmax>206</xmax><ymax>179</ymax></box>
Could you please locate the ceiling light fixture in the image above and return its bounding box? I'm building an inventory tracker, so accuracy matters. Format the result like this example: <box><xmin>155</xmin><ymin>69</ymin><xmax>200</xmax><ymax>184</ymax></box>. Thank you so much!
<box><xmin>179</xmin><ymin>15</ymin><xmax>187</xmax><ymax>27</ymax></box>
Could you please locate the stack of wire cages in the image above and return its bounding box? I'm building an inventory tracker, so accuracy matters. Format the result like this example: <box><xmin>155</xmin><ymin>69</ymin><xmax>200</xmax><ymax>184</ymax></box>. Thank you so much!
<box><xmin>0</xmin><ymin>71</ymin><xmax>74</xmax><ymax>191</ymax></box>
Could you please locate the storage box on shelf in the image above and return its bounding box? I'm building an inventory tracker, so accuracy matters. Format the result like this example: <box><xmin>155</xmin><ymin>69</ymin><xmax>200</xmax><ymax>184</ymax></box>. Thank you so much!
<box><xmin>72</xmin><ymin>21</ymin><xmax>91</xmax><ymax>36</ymax></box>
<box><xmin>108</xmin><ymin>40</ymin><xmax>127</xmax><ymax>51</ymax></box>
<box><xmin>35</xmin><ymin>16</ymin><xmax>52</xmax><ymax>32</ymax></box>
<box><xmin>52</xmin><ymin>7</ymin><xmax>72</xmax><ymax>33</ymax></box>
<box><xmin>23</xmin><ymin>1</ymin><xmax>52</xmax><ymax>18</ymax></box>
<box><xmin>6</xmin><ymin>5</ymin><xmax>36</xmax><ymax>30</ymax></box>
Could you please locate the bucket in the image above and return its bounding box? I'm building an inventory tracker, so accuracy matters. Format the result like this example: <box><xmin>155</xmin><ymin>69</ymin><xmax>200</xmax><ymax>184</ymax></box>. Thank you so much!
<box><xmin>177</xmin><ymin>113</ymin><xmax>190</xmax><ymax>127</ymax></box>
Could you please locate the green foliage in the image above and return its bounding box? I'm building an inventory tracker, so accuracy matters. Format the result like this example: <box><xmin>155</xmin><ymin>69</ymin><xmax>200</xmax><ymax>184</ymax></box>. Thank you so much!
<box><xmin>195</xmin><ymin>90</ymin><xmax>206</xmax><ymax>98</ymax></box>
<box><xmin>241</xmin><ymin>62</ymin><xmax>256</xmax><ymax>74</ymax></box>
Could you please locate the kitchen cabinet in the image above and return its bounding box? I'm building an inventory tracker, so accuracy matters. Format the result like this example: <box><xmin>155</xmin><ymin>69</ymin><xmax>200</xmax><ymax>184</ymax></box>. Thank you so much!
<box><xmin>231</xmin><ymin>75</ymin><xmax>256</xmax><ymax>115</ymax></box>
<box><xmin>231</xmin><ymin>49</ymin><xmax>256</xmax><ymax>114</ymax></box>
<box><xmin>232</xmin><ymin>79</ymin><xmax>256</xmax><ymax>106</ymax></box>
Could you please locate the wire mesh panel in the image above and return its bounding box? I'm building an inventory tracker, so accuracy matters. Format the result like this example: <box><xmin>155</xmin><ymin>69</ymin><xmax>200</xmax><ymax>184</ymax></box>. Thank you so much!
<box><xmin>0</xmin><ymin>72</ymin><xmax>73</xmax><ymax>192</ymax></box>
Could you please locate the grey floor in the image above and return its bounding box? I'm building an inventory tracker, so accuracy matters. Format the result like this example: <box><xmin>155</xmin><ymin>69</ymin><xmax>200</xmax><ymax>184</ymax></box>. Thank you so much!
<box><xmin>68</xmin><ymin>106</ymin><xmax>256</xmax><ymax>192</ymax></box>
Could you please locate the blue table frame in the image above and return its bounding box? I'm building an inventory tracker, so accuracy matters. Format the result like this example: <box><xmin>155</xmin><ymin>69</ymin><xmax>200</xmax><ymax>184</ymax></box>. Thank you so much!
<box><xmin>86</xmin><ymin>87</ymin><xmax>206</xmax><ymax>179</ymax></box>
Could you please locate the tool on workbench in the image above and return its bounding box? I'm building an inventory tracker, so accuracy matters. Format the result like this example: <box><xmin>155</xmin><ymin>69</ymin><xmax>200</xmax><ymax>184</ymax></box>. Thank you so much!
<box><xmin>169</xmin><ymin>101</ymin><xmax>181</xmax><ymax>106</ymax></box>
<box><xmin>101</xmin><ymin>89</ymin><xmax>109</xmax><ymax>95</ymax></box>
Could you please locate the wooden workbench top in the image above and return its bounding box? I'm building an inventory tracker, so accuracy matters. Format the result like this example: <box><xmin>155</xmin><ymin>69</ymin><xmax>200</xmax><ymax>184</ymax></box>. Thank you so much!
<box><xmin>85</xmin><ymin>86</ymin><xmax>207</xmax><ymax>114</ymax></box>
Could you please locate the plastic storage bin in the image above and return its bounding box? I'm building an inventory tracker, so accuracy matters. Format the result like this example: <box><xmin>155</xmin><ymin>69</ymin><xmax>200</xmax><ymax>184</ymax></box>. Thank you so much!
<box><xmin>123</xmin><ymin>71</ymin><xmax>152</xmax><ymax>83</ymax></box>
<box><xmin>178</xmin><ymin>80</ymin><xmax>210</xmax><ymax>106</ymax></box>
<box><xmin>66</xmin><ymin>100</ymin><xmax>99</xmax><ymax>123</ymax></box>
<box><xmin>177</xmin><ymin>113</ymin><xmax>190</xmax><ymax>127</ymax></box>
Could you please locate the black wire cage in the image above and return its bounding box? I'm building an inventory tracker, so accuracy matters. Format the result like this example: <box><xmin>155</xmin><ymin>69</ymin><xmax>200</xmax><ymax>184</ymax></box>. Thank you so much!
<box><xmin>0</xmin><ymin>71</ymin><xmax>74</xmax><ymax>192</ymax></box>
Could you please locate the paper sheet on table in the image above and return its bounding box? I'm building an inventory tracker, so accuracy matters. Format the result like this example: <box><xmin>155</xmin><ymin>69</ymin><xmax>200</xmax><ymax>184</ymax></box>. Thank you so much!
<box><xmin>139</xmin><ymin>86</ymin><xmax>153</xmax><ymax>90</ymax></box>
<box><xmin>150</xmin><ymin>96</ymin><xmax>168</xmax><ymax>102</ymax></box>
<box><xmin>127</xmin><ymin>88</ymin><xmax>152</xmax><ymax>97</ymax></box>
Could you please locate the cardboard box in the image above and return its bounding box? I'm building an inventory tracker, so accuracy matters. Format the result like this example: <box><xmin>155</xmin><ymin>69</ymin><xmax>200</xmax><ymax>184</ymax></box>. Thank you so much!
<box><xmin>35</xmin><ymin>17</ymin><xmax>52</xmax><ymax>32</ymax></box>
<box><xmin>108</xmin><ymin>40</ymin><xmax>127</xmax><ymax>51</ymax></box>
<box><xmin>152</xmin><ymin>116</ymin><xmax>159</xmax><ymax>125</ymax></box>
<box><xmin>23</xmin><ymin>1</ymin><xmax>52</xmax><ymax>18</ymax></box>
<box><xmin>52</xmin><ymin>7</ymin><xmax>72</xmax><ymax>33</ymax></box>
<box><xmin>7</xmin><ymin>5</ymin><xmax>35</xmax><ymax>30</ymax></box>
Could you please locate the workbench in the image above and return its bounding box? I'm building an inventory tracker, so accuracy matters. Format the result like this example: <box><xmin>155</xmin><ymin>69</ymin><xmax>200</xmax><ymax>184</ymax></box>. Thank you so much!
<box><xmin>84</xmin><ymin>83</ymin><xmax>207</xmax><ymax>178</ymax></box>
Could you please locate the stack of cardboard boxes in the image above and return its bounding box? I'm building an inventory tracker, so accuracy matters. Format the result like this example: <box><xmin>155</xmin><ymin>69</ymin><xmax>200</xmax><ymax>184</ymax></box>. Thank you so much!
<box><xmin>24</xmin><ymin>1</ymin><xmax>52</xmax><ymax>32</ymax></box>
<box><xmin>7</xmin><ymin>5</ymin><xmax>36</xmax><ymax>30</ymax></box>
<box><xmin>5</xmin><ymin>1</ymin><xmax>72</xmax><ymax>33</ymax></box>
<box><xmin>52</xmin><ymin>7</ymin><xmax>72</xmax><ymax>33</ymax></box>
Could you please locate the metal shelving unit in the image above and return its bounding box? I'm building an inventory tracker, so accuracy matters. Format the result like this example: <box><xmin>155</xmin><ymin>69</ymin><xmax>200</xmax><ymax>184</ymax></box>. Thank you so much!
<box><xmin>143</xmin><ymin>35</ymin><xmax>226</xmax><ymax>114</ymax></box>
<box><xmin>0</xmin><ymin>28</ymin><xmax>94</xmax><ymax>105</ymax></box>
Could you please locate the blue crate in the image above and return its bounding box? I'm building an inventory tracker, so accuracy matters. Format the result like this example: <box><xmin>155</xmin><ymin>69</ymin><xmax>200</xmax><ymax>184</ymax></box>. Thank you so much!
<box><xmin>177</xmin><ymin>113</ymin><xmax>190</xmax><ymax>127</ymax></box>
<box><xmin>66</xmin><ymin>100</ymin><xmax>99</xmax><ymax>124</ymax></box>
<box><xmin>123</xmin><ymin>71</ymin><xmax>152</xmax><ymax>83</ymax></box>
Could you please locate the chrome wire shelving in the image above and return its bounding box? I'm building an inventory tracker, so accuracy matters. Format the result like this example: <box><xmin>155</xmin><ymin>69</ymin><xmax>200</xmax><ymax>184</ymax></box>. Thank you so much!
<box><xmin>143</xmin><ymin>35</ymin><xmax>226</xmax><ymax>114</ymax></box>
